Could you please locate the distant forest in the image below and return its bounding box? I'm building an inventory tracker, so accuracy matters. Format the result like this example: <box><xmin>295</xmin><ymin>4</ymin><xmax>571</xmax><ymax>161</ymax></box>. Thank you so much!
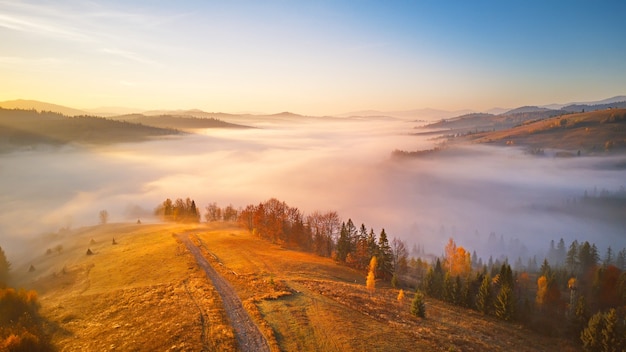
<box><xmin>0</xmin><ymin>108</ymin><xmax>179</xmax><ymax>149</ymax></box>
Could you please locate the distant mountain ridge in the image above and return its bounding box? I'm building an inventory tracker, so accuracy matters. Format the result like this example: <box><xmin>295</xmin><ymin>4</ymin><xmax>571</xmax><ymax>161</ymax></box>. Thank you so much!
<box><xmin>421</xmin><ymin>96</ymin><xmax>626</xmax><ymax>133</ymax></box>
<box><xmin>1</xmin><ymin>95</ymin><xmax>624</xmax><ymax>122</ymax></box>
<box><xmin>502</xmin><ymin>106</ymin><xmax>553</xmax><ymax>115</ymax></box>
<box><xmin>336</xmin><ymin>108</ymin><xmax>474</xmax><ymax>121</ymax></box>
<box><xmin>0</xmin><ymin>99</ymin><xmax>88</xmax><ymax>117</ymax></box>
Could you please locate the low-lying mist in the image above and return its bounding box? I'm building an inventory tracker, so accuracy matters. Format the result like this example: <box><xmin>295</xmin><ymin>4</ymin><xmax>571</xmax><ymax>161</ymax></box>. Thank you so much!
<box><xmin>1</xmin><ymin>117</ymin><xmax>624</xmax><ymax>266</ymax></box>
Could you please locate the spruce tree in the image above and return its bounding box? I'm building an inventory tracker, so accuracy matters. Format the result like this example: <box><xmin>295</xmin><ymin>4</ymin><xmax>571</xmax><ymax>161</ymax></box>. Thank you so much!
<box><xmin>391</xmin><ymin>273</ymin><xmax>399</xmax><ymax>288</ymax></box>
<box><xmin>454</xmin><ymin>275</ymin><xmax>463</xmax><ymax>305</ymax></box>
<box><xmin>411</xmin><ymin>290</ymin><xmax>426</xmax><ymax>318</ymax></box>
<box><xmin>423</xmin><ymin>267</ymin><xmax>436</xmax><ymax>297</ymax></box>
<box><xmin>601</xmin><ymin>309</ymin><xmax>626</xmax><ymax>352</ymax></box>
<box><xmin>443</xmin><ymin>272</ymin><xmax>454</xmax><ymax>303</ymax></box>
<box><xmin>0</xmin><ymin>246</ymin><xmax>10</xmax><ymax>284</ymax></box>
<box><xmin>581</xmin><ymin>309</ymin><xmax>626</xmax><ymax>352</ymax></box>
<box><xmin>476</xmin><ymin>274</ymin><xmax>492</xmax><ymax>315</ymax></box>
<box><xmin>337</xmin><ymin>223</ymin><xmax>349</xmax><ymax>262</ymax></box>
<box><xmin>581</xmin><ymin>311</ymin><xmax>604</xmax><ymax>351</ymax></box>
<box><xmin>567</xmin><ymin>240</ymin><xmax>579</xmax><ymax>273</ymax></box>
<box><xmin>461</xmin><ymin>275</ymin><xmax>473</xmax><ymax>308</ymax></box>
<box><xmin>377</xmin><ymin>229</ymin><xmax>393</xmax><ymax>279</ymax></box>
<box><xmin>494</xmin><ymin>285</ymin><xmax>515</xmax><ymax>321</ymax></box>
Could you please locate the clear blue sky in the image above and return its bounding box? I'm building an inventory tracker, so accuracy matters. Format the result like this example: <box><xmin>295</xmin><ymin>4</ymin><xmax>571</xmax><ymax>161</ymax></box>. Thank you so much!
<box><xmin>1</xmin><ymin>0</ymin><xmax>625</xmax><ymax>115</ymax></box>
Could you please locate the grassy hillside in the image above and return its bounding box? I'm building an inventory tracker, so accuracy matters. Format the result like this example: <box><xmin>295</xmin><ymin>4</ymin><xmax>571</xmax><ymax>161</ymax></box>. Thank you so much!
<box><xmin>470</xmin><ymin>108</ymin><xmax>626</xmax><ymax>154</ymax></box>
<box><xmin>0</xmin><ymin>108</ymin><xmax>180</xmax><ymax>151</ymax></box>
<box><xmin>14</xmin><ymin>222</ymin><xmax>579</xmax><ymax>351</ymax></box>
<box><xmin>15</xmin><ymin>223</ymin><xmax>236</xmax><ymax>351</ymax></box>
<box><xmin>423</xmin><ymin>110</ymin><xmax>563</xmax><ymax>134</ymax></box>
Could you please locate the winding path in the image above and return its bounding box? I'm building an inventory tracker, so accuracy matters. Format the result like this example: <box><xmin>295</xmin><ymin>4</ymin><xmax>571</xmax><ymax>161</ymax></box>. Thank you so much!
<box><xmin>177</xmin><ymin>233</ymin><xmax>270</xmax><ymax>352</ymax></box>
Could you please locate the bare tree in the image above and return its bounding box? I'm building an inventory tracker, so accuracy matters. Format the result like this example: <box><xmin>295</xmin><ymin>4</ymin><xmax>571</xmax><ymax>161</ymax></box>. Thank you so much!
<box><xmin>99</xmin><ymin>210</ymin><xmax>109</xmax><ymax>225</ymax></box>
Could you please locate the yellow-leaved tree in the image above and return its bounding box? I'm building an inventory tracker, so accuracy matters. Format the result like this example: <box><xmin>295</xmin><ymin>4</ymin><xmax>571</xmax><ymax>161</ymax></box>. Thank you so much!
<box><xmin>397</xmin><ymin>289</ymin><xmax>405</xmax><ymax>303</ymax></box>
<box><xmin>366</xmin><ymin>256</ymin><xmax>377</xmax><ymax>292</ymax></box>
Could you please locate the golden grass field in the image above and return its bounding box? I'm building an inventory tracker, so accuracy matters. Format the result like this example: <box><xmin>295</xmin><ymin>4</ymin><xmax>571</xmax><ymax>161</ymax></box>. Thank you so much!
<box><xmin>14</xmin><ymin>222</ymin><xmax>580</xmax><ymax>351</ymax></box>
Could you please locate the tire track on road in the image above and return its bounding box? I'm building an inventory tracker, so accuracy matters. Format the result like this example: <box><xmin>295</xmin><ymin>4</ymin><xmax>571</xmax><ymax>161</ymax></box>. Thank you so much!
<box><xmin>177</xmin><ymin>233</ymin><xmax>270</xmax><ymax>352</ymax></box>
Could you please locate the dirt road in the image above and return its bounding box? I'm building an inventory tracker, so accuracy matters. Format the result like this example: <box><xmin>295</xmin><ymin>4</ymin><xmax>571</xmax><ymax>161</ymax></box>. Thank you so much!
<box><xmin>178</xmin><ymin>233</ymin><xmax>270</xmax><ymax>352</ymax></box>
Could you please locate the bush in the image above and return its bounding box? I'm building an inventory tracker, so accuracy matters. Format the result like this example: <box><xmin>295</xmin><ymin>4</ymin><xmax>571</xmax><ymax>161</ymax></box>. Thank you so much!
<box><xmin>0</xmin><ymin>288</ymin><xmax>52</xmax><ymax>352</ymax></box>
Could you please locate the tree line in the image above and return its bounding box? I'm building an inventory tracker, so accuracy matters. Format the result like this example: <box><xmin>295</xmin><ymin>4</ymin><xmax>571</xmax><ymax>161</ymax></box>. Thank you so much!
<box><xmin>420</xmin><ymin>237</ymin><xmax>626</xmax><ymax>351</ymax></box>
<box><xmin>236</xmin><ymin>198</ymin><xmax>411</xmax><ymax>281</ymax></box>
<box><xmin>154</xmin><ymin>197</ymin><xmax>201</xmax><ymax>222</ymax></box>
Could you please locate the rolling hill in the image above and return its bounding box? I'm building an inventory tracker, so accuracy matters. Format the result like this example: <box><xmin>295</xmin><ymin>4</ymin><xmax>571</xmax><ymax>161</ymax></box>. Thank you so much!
<box><xmin>470</xmin><ymin>108</ymin><xmax>626</xmax><ymax>154</ymax></box>
<box><xmin>0</xmin><ymin>99</ymin><xmax>89</xmax><ymax>117</ymax></box>
<box><xmin>113</xmin><ymin>114</ymin><xmax>252</xmax><ymax>130</ymax></box>
<box><xmin>12</xmin><ymin>222</ymin><xmax>578</xmax><ymax>351</ymax></box>
<box><xmin>0</xmin><ymin>108</ymin><xmax>180</xmax><ymax>151</ymax></box>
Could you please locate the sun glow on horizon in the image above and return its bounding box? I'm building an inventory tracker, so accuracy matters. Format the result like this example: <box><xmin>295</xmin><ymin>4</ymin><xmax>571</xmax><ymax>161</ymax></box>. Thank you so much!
<box><xmin>0</xmin><ymin>1</ymin><xmax>625</xmax><ymax>115</ymax></box>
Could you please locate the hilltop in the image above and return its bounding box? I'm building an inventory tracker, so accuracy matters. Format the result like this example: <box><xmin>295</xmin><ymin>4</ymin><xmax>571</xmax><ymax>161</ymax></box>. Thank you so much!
<box><xmin>13</xmin><ymin>222</ymin><xmax>577</xmax><ymax>351</ymax></box>
<box><xmin>0</xmin><ymin>108</ymin><xmax>180</xmax><ymax>151</ymax></box>
<box><xmin>470</xmin><ymin>108</ymin><xmax>626</xmax><ymax>154</ymax></box>
<box><xmin>0</xmin><ymin>99</ymin><xmax>89</xmax><ymax>117</ymax></box>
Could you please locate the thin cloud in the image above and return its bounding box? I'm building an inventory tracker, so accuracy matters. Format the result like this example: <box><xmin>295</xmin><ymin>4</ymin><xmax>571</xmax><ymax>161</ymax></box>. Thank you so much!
<box><xmin>0</xmin><ymin>12</ymin><xmax>89</xmax><ymax>42</ymax></box>
<box><xmin>99</xmin><ymin>48</ymin><xmax>161</xmax><ymax>67</ymax></box>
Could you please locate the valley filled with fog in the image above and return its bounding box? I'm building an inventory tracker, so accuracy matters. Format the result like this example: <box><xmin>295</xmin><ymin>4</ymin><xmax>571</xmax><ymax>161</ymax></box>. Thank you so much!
<box><xmin>1</xmin><ymin>117</ymin><xmax>624</xmax><ymax>265</ymax></box>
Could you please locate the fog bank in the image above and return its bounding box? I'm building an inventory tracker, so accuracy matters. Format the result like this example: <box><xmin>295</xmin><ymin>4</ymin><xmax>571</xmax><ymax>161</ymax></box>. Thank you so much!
<box><xmin>1</xmin><ymin>118</ymin><xmax>624</xmax><ymax>264</ymax></box>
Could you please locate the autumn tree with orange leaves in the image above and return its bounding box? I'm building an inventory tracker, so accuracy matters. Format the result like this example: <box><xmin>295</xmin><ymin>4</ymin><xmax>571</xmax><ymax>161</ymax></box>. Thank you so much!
<box><xmin>444</xmin><ymin>238</ymin><xmax>471</xmax><ymax>276</ymax></box>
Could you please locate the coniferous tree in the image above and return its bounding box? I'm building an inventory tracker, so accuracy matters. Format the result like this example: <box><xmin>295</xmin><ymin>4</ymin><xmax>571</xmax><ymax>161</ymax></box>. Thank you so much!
<box><xmin>540</xmin><ymin>259</ymin><xmax>552</xmax><ymax>278</ymax></box>
<box><xmin>423</xmin><ymin>267</ymin><xmax>436</xmax><ymax>297</ymax></box>
<box><xmin>454</xmin><ymin>275</ymin><xmax>463</xmax><ymax>305</ymax></box>
<box><xmin>391</xmin><ymin>273</ymin><xmax>399</xmax><ymax>288</ymax></box>
<box><xmin>377</xmin><ymin>229</ymin><xmax>393</xmax><ymax>279</ymax></box>
<box><xmin>567</xmin><ymin>240</ymin><xmax>579</xmax><ymax>273</ymax></box>
<box><xmin>579</xmin><ymin>241</ymin><xmax>596</xmax><ymax>274</ymax></box>
<box><xmin>411</xmin><ymin>290</ymin><xmax>426</xmax><ymax>318</ymax></box>
<box><xmin>498</xmin><ymin>263</ymin><xmax>514</xmax><ymax>289</ymax></box>
<box><xmin>616</xmin><ymin>248</ymin><xmax>626</xmax><ymax>270</ymax></box>
<box><xmin>476</xmin><ymin>274</ymin><xmax>492</xmax><ymax>315</ymax></box>
<box><xmin>572</xmin><ymin>295</ymin><xmax>590</xmax><ymax>335</ymax></box>
<box><xmin>345</xmin><ymin>219</ymin><xmax>357</xmax><ymax>254</ymax></box>
<box><xmin>580</xmin><ymin>309</ymin><xmax>626</xmax><ymax>352</ymax></box>
<box><xmin>461</xmin><ymin>275</ymin><xmax>473</xmax><ymax>308</ymax></box>
<box><xmin>603</xmin><ymin>246</ymin><xmax>614</xmax><ymax>266</ymax></box>
<box><xmin>337</xmin><ymin>222</ymin><xmax>350</xmax><ymax>262</ymax></box>
<box><xmin>556</xmin><ymin>238</ymin><xmax>567</xmax><ymax>266</ymax></box>
<box><xmin>581</xmin><ymin>310</ymin><xmax>605</xmax><ymax>352</ymax></box>
<box><xmin>591</xmin><ymin>244</ymin><xmax>600</xmax><ymax>267</ymax></box>
<box><xmin>601</xmin><ymin>309</ymin><xmax>626</xmax><ymax>352</ymax></box>
<box><xmin>0</xmin><ymin>246</ymin><xmax>10</xmax><ymax>284</ymax></box>
<box><xmin>494</xmin><ymin>284</ymin><xmax>515</xmax><ymax>321</ymax></box>
<box><xmin>443</xmin><ymin>272</ymin><xmax>455</xmax><ymax>303</ymax></box>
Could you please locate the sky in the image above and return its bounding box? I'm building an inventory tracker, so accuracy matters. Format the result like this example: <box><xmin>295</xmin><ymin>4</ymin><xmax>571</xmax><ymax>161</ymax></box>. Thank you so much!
<box><xmin>1</xmin><ymin>0</ymin><xmax>625</xmax><ymax>116</ymax></box>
